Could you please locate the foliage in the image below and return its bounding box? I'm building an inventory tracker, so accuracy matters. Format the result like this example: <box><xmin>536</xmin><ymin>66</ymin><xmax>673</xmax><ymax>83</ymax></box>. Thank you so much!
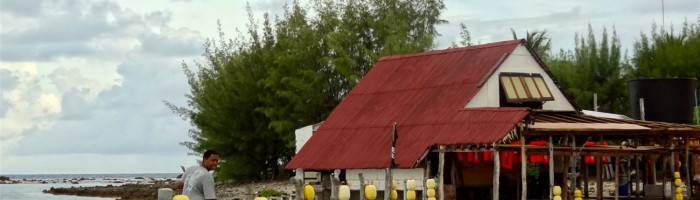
<box><xmin>166</xmin><ymin>0</ymin><xmax>445</xmax><ymax>182</ymax></box>
<box><xmin>452</xmin><ymin>23</ymin><xmax>474</xmax><ymax>47</ymax></box>
<box><xmin>511</xmin><ymin>28</ymin><xmax>552</xmax><ymax>61</ymax></box>
<box><xmin>546</xmin><ymin>24</ymin><xmax>631</xmax><ymax>114</ymax></box>
<box><xmin>632</xmin><ymin>19</ymin><xmax>700</xmax><ymax>79</ymax></box>
<box><xmin>258</xmin><ymin>188</ymin><xmax>285</xmax><ymax>197</ymax></box>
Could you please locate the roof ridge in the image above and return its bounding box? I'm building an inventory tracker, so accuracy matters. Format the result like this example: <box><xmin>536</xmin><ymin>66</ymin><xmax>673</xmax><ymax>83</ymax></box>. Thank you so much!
<box><xmin>378</xmin><ymin>39</ymin><xmax>522</xmax><ymax>61</ymax></box>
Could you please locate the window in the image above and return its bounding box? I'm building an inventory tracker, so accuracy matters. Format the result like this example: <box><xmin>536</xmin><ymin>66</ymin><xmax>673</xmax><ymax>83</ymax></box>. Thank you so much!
<box><xmin>499</xmin><ymin>72</ymin><xmax>554</xmax><ymax>103</ymax></box>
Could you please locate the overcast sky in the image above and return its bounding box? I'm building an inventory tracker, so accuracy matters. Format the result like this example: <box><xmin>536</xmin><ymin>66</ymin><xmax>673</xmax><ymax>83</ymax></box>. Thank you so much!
<box><xmin>1</xmin><ymin>0</ymin><xmax>698</xmax><ymax>174</ymax></box>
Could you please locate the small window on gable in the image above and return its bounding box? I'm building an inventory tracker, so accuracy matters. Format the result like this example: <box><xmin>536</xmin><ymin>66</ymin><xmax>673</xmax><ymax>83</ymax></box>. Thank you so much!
<box><xmin>499</xmin><ymin>72</ymin><xmax>554</xmax><ymax>103</ymax></box>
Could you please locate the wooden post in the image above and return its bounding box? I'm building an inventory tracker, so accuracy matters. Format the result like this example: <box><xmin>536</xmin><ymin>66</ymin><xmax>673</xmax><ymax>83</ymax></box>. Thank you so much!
<box><xmin>596</xmin><ymin>155</ymin><xmax>603</xmax><ymax>200</ymax></box>
<box><xmin>571</xmin><ymin>135</ymin><xmax>577</xmax><ymax>191</ymax></box>
<box><xmin>615</xmin><ymin>156</ymin><xmax>620</xmax><ymax>200</ymax></box>
<box><xmin>563</xmin><ymin>155</ymin><xmax>569</xmax><ymax>200</ymax></box>
<box><xmin>686</xmin><ymin>136</ymin><xmax>692</xmax><ymax>198</ymax></box>
<box><xmin>635</xmin><ymin>155</ymin><xmax>641</xmax><ymax>198</ymax></box>
<box><xmin>360</xmin><ymin>173</ymin><xmax>366</xmax><ymax>200</ymax></box>
<box><xmin>493</xmin><ymin>146</ymin><xmax>500</xmax><ymax>200</ymax></box>
<box><xmin>671</xmin><ymin>139</ymin><xmax>676</xmax><ymax>175</ymax></box>
<box><xmin>520</xmin><ymin>136</ymin><xmax>527</xmax><ymax>200</ymax></box>
<box><xmin>549</xmin><ymin>136</ymin><xmax>555</xmax><ymax>200</ymax></box>
<box><xmin>584</xmin><ymin>158</ymin><xmax>589</xmax><ymax>198</ymax></box>
<box><xmin>296</xmin><ymin>168</ymin><xmax>305</xmax><ymax>200</ymax></box>
<box><xmin>385</xmin><ymin>168</ymin><xmax>392</xmax><ymax>200</ymax></box>
<box><xmin>425</xmin><ymin>160</ymin><xmax>431</xmax><ymax>200</ymax></box>
<box><xmin>662</xmin><ymin>155</ymin><xmax>667</xmax><ymax>199</ymax></box>
<box><xmin>332</xmin><ymin>169</ymin><xmax>340</xmax><ymax>200</ymax></box>
<box><xmin>438</xmin><ymin>145</ymin><xmax>445</xmax><ymax>200</ymax></box>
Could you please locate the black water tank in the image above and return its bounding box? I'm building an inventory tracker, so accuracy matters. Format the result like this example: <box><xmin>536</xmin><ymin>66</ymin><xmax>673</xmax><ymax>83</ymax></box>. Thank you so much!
<box><xmin>628</xmin><ymin>78</ymin><xmax>696</xmax><ymax>124</ymax></box>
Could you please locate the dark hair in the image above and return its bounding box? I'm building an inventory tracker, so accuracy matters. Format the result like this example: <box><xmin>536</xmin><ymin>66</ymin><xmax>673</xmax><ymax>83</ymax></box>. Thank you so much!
<box><xmin>203</xmin><ymin>149</ymin><xmax>218</xmax><ymax>159</ymax></box>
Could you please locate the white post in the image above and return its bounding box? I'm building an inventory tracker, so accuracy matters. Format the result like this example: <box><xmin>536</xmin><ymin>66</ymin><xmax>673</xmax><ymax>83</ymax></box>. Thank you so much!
<box><xmin>438</xmin><ymin>145</ymin><xmax>445</xmax><ymax>200</ymax></box>
<box><xmin>493</xmin><ymin>147</ymin><xmax>500</xmax><ymax>200</ymax></box>
<box><xmin>549</xmin><ymin>136</ymin><xmax>554</xmax><ymax>200</ymax></box>
<box><xmin>521</xmin><ymin>136</ymin><xmax>527</xmax><ymax>200</ymax></box>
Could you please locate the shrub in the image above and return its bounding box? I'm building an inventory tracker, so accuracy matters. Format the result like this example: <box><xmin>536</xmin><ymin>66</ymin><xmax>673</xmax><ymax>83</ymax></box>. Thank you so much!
<box><xmin>258</xmin><ymin>189</ymin><xmax>285</xmax><ymax>197</ymax></box>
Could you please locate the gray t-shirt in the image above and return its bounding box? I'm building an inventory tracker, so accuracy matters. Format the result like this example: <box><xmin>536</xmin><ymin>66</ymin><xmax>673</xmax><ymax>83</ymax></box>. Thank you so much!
<box><xmin>180</xmin><ymin>165</ymin><xmax>216</xmax><ymax>200</ymax></box>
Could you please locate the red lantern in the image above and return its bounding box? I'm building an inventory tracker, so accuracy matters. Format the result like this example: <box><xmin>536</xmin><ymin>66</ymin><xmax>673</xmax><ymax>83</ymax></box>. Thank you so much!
<box><xmin>584</xmin><ymin>142</ymin><xmax>596</xmax><ymax>164</ymax></box>
<box><xmin>600</xmin><ymin>141</ymin><xmax>609</xmax><ymax>163</ymax></box>
<box><xmin>529</xmin><ymin>140</ymin><xmax>548</xmax><ymax>164</ymax></box>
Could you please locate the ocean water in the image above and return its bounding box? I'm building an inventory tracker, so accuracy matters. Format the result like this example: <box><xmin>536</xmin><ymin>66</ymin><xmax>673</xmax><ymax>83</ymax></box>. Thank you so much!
<box><xmin>0</xmin><ymin>173</ymin><xmax>180</xmax><ymax>200</ymax></box>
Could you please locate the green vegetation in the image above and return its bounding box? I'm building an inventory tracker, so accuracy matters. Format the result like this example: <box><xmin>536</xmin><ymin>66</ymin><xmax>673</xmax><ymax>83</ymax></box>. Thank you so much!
<box><xmin>168</xmin><ymin>0</ymin><xmax>700</xmax><ymax>182</ymax></box>
<box><xmin>258</xmin><ymin>188</ymin><xmax>285</xmax><ymax>197</ymax></box>
<box><xmin>166</xmin><ymin>0</ymin><xmax>445</xmax><ymax>182</ymax></box>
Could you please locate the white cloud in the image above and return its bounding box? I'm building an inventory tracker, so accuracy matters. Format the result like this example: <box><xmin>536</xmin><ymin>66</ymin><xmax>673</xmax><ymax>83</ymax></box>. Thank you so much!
<box><xmin>1</xmin><ymin>0</ymin><xmax>698</xmax><ymax>174</ymax></box>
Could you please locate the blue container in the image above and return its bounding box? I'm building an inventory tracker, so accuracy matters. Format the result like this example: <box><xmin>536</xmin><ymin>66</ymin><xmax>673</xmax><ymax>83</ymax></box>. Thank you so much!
<box><xmin>618</xmin><ymin>183</ymin><xmax>630</xmax><ymax>196</ymax></box>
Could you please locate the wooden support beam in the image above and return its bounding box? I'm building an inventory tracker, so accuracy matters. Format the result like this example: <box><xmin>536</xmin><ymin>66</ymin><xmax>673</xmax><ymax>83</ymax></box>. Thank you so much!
<box><xmin>596</xmin><ymin>156</ymin><xmax>603</xmax><ymax>200</ymax></box>
<box><xmin>571</xmin><ymin>135</ymin><xmax>578</xmax><ymax>191</ymax></box>
<box><xmin>385</xmin><ymin>168</ymin><xmax>391</xmax><ymax>200</ymax></box>
<box><xmin>438</xmin><ymin>145</ymin><xmax>445</xmax><ymax>200</ymax></box>
<box><xmin>360</xmin><ymin>173</ymin><xmax>366</xmax><ymax>200</ymax></box>
<box><xmin>521</xmin><ymin>135</ymin><xmax>527</xmax><ymax>200</ymax></box>
<box><xmin>493</xmin><ymin>147</ymin><xmax>500</xmax><ymax>200</ymax></box>
<box><xmin>615</xmin><ymin>156</ymin><xmax>620</xmax><ymax>200</ymax></box>
<box><xmin>549</xmin><ymin>136</ymin><xmax>555</xmax><ymax>200</ymax></box>
<box><xmin>296</xmin><ymin>168</ymin><xmax>304</xmax><ymax>200</ymax></box>
<box><xmin>686</xmin><ymin>136</ymin><xmax>692</xmax><ymax>198</ymax></box>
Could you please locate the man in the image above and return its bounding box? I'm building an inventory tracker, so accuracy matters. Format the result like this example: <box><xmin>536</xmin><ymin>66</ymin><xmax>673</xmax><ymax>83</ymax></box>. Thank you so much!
<box><xmin>176</xmin><ymin>149</ymin><xmax>219</xmax><ymax>200</ymax></box>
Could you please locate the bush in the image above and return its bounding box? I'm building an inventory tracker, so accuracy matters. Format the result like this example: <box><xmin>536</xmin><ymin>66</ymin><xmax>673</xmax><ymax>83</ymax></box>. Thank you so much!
<box><xmin>258</xmin><ymin>189</ymin><xmax>285</xmax><ymax>197</ymax></box>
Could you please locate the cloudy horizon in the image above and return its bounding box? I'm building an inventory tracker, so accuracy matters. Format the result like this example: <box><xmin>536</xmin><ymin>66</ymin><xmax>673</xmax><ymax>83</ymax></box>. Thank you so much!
<box><xmin>1</xmin><ymin>0</ymin><xmax>698</xmax><ymax>174</ymax></box>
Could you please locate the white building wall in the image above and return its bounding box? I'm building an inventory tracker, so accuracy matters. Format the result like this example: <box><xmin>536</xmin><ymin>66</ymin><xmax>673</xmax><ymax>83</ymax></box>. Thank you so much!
<box><xmin>346</xmin><ymin>169</ymin><xmax>425</xmax><ymax>191</ymax></box>
<box><xmin>465</xmin><ymin>45</ymin><xmax>576</xmax><ymax>111</ymax></box>
<box><xmin>295</xmin><ymin>125</ymin><xmax>315</xmax><ymax>154</ymax></box>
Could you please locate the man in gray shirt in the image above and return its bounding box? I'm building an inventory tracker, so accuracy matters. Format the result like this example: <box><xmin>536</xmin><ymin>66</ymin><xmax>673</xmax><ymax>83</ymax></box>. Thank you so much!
<box><xmin>177</xmin><ymin>149</ymin><xmax>219</xmax><ymax>200</ymax></box>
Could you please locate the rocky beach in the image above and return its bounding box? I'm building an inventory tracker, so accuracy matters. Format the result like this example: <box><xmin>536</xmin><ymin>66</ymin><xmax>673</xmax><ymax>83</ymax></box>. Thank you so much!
<box><xmin>1</xmin><ymin>175</ymin><xmax>295</xmax><ymax>200</ymax></box>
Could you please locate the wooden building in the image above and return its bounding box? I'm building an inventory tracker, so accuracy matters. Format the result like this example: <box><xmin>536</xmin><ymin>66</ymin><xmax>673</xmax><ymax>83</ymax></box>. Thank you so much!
<box><xmin>286</xmin><ymin>40</ymin><xmax>700</xmax><ymax>200</ymax></box>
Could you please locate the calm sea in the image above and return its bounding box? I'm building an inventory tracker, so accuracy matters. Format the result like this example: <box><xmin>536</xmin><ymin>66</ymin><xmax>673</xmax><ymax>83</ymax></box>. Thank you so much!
<box><xmin>0</xmin><ymin>173</ymin><xmax>180</xmax><ymax>200</ymax></box>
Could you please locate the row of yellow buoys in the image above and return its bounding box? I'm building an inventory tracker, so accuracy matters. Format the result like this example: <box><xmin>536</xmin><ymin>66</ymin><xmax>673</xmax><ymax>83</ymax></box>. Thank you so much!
<box><xmin>301</xmin><ymin>178</ymin><xmax>436</xmax><ymax>200</ymax></box>
<box><xmin>552</xmin><ymin>186</ymin><xmax>581</xmax><ymax>200</ymax></box>
<box><xmin>675</xmin><ymin>172</ymin><xmax>683</xmax><ymax>200</ymax></box>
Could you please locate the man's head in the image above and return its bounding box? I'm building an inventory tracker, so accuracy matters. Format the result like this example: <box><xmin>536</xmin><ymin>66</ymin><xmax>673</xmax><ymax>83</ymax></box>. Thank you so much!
<box><xmin>201</xmin><ymin>149</ymin><xmax>219</xmax><ymax>171</ymax></box>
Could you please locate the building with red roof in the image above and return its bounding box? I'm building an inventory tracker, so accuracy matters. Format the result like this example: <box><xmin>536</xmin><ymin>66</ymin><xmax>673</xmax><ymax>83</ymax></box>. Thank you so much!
<box><xmin>286</xmin><ymin>40</ymin><xmax>700</xmax><ymax>200</ymax></box>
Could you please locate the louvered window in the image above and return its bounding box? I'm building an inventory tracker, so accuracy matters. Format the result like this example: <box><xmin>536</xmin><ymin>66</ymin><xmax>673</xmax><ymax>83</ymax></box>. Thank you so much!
<box><xmin>499</xmin><ymin>72</ymin><xmax>554</xmax><ymax>103</ymax></box>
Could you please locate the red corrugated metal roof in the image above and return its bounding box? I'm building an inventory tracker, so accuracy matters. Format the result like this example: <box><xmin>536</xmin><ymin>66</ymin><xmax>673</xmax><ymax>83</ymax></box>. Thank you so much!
<box><xmin>286</xmin><ymin>40</ymin><xmax>529</xmax><ymax>170</ymax></box>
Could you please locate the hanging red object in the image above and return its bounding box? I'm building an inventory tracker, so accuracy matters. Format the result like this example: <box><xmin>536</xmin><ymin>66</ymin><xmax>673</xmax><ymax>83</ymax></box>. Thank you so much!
<box><xmin>466</xmin><ymin>152</ymin><xmax>473</xmax><ymax>162</ymax></box>
<box><xmin>457</xmin><ymin>152</ymin><xmax>464</xmax><ymax>161</ymax></box>
<box><xmin>600</xmin><ymin>141</ymin><xmax>610</xmax><ymax>163</ymax></box>
<box><xmin>584</xmin><ymin>141</ymin><xmax>596</xmax><ymax>164</ymax></box>
<box><xmin>500</xmin><ymin>151</ymin><xmax>513</xmax><ymax>169</ymax></box>
<box><xmin>483</xmin><ymin>151</ymin><xmax>492</xmax><ymax>162</ymax></box>
<box><xmin>529</xmin><ymin>140</ymin><xmax>548</xmax><ymax>164</ymax></box>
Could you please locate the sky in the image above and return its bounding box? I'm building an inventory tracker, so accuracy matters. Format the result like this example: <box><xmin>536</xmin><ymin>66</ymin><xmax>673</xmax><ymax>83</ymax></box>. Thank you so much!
<box><xmin>0</xmin><ymin>0</ymin><xmax>698</xmax><ymax>174</ymax></box>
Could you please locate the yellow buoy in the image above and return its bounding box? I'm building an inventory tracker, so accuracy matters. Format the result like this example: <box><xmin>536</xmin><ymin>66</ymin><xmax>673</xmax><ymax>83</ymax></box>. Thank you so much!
<box><xmin>172</xmin><ymin>195</ymin><xmax>189</xmax><ymax>200</ymax></box>
<box><xmin>406</xmin><ymin>179</ymin><xmax>416</xmax><ymax>190</ymax></box>
<box><xmin>553</xmin><ymin>186</ymin><xmax>561</xmax><ymax>196</ymax></box>
<box><xmin>339</xmin><ymin>185</ymin><xmax>350</xmax><ymax>200</ymax></box>
<box><xmin>392</xmin><ymin>180</ymin><xmax>397</xmax><ymax>190</ymax></box>
<box><xmin>676</xmin><ymin>186</ymin><xmax>683</xmax><ymax>194</ymax></box>
<box><xmin>426</xmin><ymin>179</ymin><xmax>436</xmax><ymax>189</ymax></box>
<box><xmin>406</xmin><ymin>190</ymin><xmax>416</xmax><ymax>200</ymax></box>
<box><xmin>675</xmin><ymin>172</ymin><xmax>681</xmax><ymax>179</ymax></box>
<box><xmin>675</xmin><ymin>179</ymin><xmax>683</xmax><ymax>187</ymax></box>
<box><xmin>390</xmin><ymin>190</ymin><xmax>398</xmax><ymax>200</ymax></box>
<box><xmin>427</xmin><ymin>197</ymin><xmax>436</xmax><ymax>200</ymax></box>
<box><xmin>427</xmin><ymin>188</ymin><xmax>436</xmax><ymax>197</ymax></box>
<box><xmin>676</xmin><ymin>193</ymin><xmax>684</xmax><ymax>200</ymax></box>
<box><xmin>574</xmin><ymin>189</ymin><xmax>582</xmax><ymax>197</ymax></box>
<box><xmin>553</xmin><ymin>196</ymin><xmax>562</xmax><ymax>200</ymax></box>
<box><xmin>304</xmin><ymin>184</ymin><xmax>315</xmax><ymax>200</ymax></box>
<box><xmin>365</xmin><ymin>184</ymin><xmax>377</xmax><ymax>200</ymax></box>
